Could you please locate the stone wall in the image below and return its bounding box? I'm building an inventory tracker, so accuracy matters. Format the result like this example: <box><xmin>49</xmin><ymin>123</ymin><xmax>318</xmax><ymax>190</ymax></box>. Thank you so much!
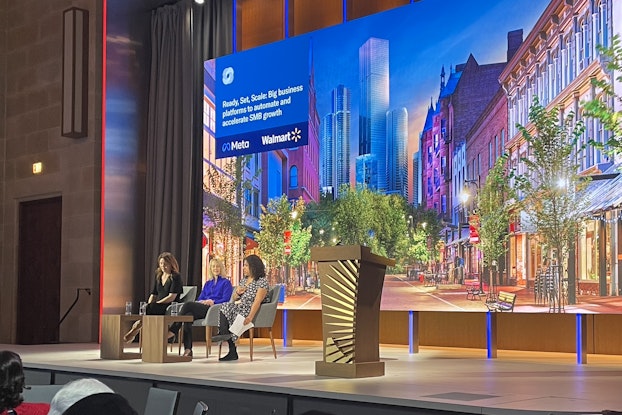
<box><xmin>0</xmin><ymin>0</ymin><xmax>7</xmax><ymax>341</ymax></box>
<box><xmin>0</xmin><ymin>0</ymin><xmax>102</xmax><ymax>342</ymax></box>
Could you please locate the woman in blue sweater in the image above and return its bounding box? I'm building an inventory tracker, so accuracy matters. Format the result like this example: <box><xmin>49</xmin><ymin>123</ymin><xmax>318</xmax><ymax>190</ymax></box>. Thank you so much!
<box><xmin>170</xmin><ymin>258</ymin><xmax>233</xmax><ymax>357</ymax></box>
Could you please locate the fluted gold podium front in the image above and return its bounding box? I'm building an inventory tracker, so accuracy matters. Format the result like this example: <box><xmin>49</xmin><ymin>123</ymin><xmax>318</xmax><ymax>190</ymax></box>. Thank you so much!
<box><xmin>311</xmin><ymin>245</ymin><xmax>395</xmax><ymax>378</ymax></box>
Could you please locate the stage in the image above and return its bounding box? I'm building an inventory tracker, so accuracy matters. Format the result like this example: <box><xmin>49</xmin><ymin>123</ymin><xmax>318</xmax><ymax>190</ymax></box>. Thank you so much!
<box><xmin>3</xmin><ymin>340</ymin><xmax>621</xmax><ymax>415</ymax></box>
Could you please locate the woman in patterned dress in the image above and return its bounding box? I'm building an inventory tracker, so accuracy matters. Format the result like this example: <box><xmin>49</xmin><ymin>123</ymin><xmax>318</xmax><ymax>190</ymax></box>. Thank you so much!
<box><xmin>216</xmin><ymin>254</ymin><xmax>269</xmax><ymax>361</ymax></box>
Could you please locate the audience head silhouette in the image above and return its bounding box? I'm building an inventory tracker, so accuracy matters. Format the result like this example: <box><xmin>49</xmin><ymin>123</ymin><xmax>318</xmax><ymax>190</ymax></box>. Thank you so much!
<box><xmin>48</xmin><ymin>378</ymin><xmax>114</xmax><ymax>415</ymax></box>
<box><xmin>63</xmin><ymin>392</ymin><xmax>137</xmax><ymax>415</ymax></box>
<box><xmin>0</xmin><ymin>350</ymin><xmax>26</xmax><ymax>412</ymax></box>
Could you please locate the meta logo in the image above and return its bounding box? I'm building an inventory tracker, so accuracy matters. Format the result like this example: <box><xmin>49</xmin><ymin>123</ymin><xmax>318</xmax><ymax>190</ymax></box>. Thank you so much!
<box><xmin>222</xmin><ymin>140</ymin><xmax>250</xmax><ymax>152</ymax></box>
<box><xmin>222</xmin><ymin>67</ymin><xmax>234</xmax><ymax>85</ymax></box>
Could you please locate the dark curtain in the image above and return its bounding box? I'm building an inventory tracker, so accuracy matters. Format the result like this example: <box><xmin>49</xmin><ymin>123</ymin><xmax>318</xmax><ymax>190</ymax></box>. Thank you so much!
<box><xmin>145</xmin><ymin>0</ymin><xmax>232</xmax><ymax>287</ymax></box>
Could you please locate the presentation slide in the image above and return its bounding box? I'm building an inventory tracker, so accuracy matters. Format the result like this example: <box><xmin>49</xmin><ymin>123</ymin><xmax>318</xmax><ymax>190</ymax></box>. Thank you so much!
<box><xmin>210</xmin><ymin>36</ymin><xmax>310</xmax><ymax>158</ymax></box>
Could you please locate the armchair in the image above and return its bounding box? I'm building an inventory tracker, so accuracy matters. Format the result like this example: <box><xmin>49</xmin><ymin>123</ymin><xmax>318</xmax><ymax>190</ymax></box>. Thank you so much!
<box><xmin>192</xmin><ymin>291</ymin><xmax>235</xmax><ymax>358</ymax></box>
<box><xmin>194</xmin><ymin>285</ymin><xmax>281</xmax><ymax>360</ymax></box>
<box><xmin>246</xmin><ymin>284</ymin><xmax>280</xmax><ymax>361</ymax></box>
<box><xmin>215</xmin><ymin>284</ymin><xmax>281</xmax><ymax>361</ymax></box>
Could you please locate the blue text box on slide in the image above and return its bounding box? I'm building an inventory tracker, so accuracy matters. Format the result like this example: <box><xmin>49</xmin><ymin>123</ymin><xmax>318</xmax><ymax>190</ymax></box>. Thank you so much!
<box><xmin>214</xmin><ymin>36</ymin><xmax>310</xmax><ymax>158</ymax></box>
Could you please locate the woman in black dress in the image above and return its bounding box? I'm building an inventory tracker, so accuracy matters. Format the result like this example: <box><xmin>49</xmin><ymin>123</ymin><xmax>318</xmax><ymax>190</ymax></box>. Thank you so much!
<box><xmin>123</xmin><ymin>252</ymin><xmax>183</xmax><ymax>342</ymax></box>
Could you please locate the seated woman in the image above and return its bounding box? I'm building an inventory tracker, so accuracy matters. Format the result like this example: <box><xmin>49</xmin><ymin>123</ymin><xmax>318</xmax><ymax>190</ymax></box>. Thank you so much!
<box><xmin>0</xmin><ymin>351</ymin><xmax>49</xmax><ymax>415</ymax></box>
<box><xmin>214</xmin><ymin>254</ymin><xmax>269</xmax><ymax>362</ymax></box>
<box><xmin>124</xmin><ymin>252</ymin><xmax>183</xmax><ymax>342</ymax></box>
<box><xmin>169</xmin><ymin>258</ymin><xmax>233</xmax><ymax>357</ymax></box>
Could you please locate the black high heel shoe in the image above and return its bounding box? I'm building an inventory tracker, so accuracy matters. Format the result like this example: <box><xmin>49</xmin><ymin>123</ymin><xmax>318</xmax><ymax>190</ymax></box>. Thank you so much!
<box><xmin>219</xmin><ymin>339</ymin><xmax>238</xmax><ymax>361</ymax></box>
<box><xmin>219</xmin><ymin>350</ymin><xmax>238</xmax><ymax>361</ymax></box>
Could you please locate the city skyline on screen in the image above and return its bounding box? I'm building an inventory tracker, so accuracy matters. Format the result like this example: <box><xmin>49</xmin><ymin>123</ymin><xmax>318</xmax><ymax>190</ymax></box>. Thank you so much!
<box><xmin>309</xmin><ymin>0</ymin><xmax>548</xmax><ymax>190</ymax></box>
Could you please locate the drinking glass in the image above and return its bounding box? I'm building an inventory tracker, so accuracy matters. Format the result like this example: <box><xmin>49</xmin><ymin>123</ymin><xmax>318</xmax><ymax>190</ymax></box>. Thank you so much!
<box><xmin>139</xmin><ymin>301</ymin><xmax>147</xmax><ymax>315</ymax></box>
<box><xmin>170</xmin><ymin>302</ymin><xmax>179</xmax><ymax>316</ymax></box>
<box><xmin>125</xmin><ymin>301</ymin><xmax>132</xmax><ymax>315</ymax></box>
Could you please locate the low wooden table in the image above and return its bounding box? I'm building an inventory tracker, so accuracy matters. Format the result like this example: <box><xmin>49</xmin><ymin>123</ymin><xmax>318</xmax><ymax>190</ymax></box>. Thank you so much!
<box><xmin>101</xmin><ymin>314</ymin><xmax>143</xmax><ymax>359</ymax></box>
<box><xmin>142</xmin><ymin>315</ymin><xmax>194</xmax><ymax>363</ymax></box>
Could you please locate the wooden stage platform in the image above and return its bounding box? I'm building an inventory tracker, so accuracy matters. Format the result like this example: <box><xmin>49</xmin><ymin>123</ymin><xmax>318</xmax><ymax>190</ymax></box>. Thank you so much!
<box><xmin>2</xmin><ymin>340</ymin><xmax>621</xmax><ymax>415</ymax></box>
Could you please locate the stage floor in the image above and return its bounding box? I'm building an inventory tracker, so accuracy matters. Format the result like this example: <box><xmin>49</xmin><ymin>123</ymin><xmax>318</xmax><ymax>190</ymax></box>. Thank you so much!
<box><xmin>3</xmin><ymin>340</ymin><xmax>622</xmax><ymax>414</ymax></box>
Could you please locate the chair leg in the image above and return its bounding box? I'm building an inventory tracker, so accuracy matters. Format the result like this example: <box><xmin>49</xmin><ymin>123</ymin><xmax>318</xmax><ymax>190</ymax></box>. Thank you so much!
<box><xmin>249</xmin><ymin>328</ymin><xmax>254</xmax><ymax>362</ymax></box>
<box><xmin>206</xmin><ymin>326</ymin><xmax>212</xmax><ymax>358</ymax></box>
<box><xmin>178</xmin><ymin>328</ymin><xmax>183</xmax><ymax>356</ymax></box>
<box><xmin>269</xmin><ymin>328</ymin><xmax>276</xmax><ymax>359</ymax></box>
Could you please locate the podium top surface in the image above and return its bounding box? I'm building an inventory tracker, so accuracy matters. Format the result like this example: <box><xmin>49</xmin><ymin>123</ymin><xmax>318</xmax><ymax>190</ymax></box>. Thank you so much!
<box><xmin>310</xmin><ymin>245</ymin><xmax>396</xmax><ymax>266</ymax></box>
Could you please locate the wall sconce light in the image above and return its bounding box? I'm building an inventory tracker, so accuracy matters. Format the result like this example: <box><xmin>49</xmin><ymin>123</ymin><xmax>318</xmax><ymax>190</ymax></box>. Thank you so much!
<box><xmin>62</xmin><ymin>7</ymin><xmax>89</xmax><ymax>138</ymax></box>
<box><xmin>32</xmin><ymin>162</ymin><xmax>43</xmax><ymax>174</ymax></box>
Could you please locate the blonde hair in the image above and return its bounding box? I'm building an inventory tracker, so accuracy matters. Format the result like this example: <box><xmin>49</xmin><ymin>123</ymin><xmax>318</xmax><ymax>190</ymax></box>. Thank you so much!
<box><xmin>208</xmin><ymin>258</ymin><xmax>225</xmax><ymax>281</ymax></box>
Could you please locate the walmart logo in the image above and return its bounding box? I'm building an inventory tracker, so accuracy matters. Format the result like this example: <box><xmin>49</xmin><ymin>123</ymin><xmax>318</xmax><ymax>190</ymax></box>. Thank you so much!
<box><xmin>290</xmin><ymin>127</ymin><xmax>301</xmax><ymax>142</ymax></box>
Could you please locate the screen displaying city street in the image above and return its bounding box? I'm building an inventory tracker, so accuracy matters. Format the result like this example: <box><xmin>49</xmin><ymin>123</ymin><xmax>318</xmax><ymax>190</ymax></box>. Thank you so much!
<box><xmin>203</xmin><ymin>1</ymin><xmax>622</xmax><ymax>314</ymax></box>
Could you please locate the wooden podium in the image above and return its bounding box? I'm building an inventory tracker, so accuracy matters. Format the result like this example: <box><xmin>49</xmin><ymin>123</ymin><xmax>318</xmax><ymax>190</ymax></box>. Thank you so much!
<box><xmin>311</xmin><ymin>245</ymin><xmax>395</xmax><ymax>378</ymax></box>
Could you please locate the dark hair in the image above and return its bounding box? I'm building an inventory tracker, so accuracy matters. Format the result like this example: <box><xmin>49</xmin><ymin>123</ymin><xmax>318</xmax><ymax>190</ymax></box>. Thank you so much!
<box><xmin>63</xmin><ymin>393</ymin><xmax>138</xmax><ymax>415</ymax></box>
<box><xmin>0</xmin><ymin>351</ymin><xmax>25</xmax><ymax>411</ymax></box>
<box><xmin>245</xmin><ymin>254</ymin><xmax>265</xmax><ymax>280</ymax></box>
<box><xmin>156</xmin><ymin>252</ymin><xmax>180</xmax><ymax>277</ymax></box>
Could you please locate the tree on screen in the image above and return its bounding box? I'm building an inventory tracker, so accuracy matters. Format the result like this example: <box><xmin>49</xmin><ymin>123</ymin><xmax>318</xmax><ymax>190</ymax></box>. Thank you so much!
<box><xmin>286</xmin><ymin>220</ymin><xmax>312</xmax><ymax>289</ymax></box>
<box><xmin>203</xmin><ymin>155</ymin><xmax>256</xmax><ymax>277</ymax></box>
<box><xmin>405</xmin><ymin>205</ymin><xmax>443</xmax><ymax>272</ymax></box>
<box><xmin>582</xmin><ymin>34</ymin><xmax>622</xmax><ymax>155</ymax></box>
<box><xmin>332</xmin><ymin>185</ymin><xmax>376</xmax><ymax>247</ymax></box>
<box><xmin>404</xmin><ymin>227</ymin><xmax>430</xmax><ymax>273</ymax></box>
<box><xmin>254</xmin><ymin>195</ymin><xmax>306</xmax><ymax>292</ymax></box>
<box><xmin>514</xmin><ymin>97</ymin><xmax>588</xmax><ymax>310</ymax></box>
<box><xmin>476</xmin><ymin>155</ymin><xmax>513</xmax><ymax>295</ymax></box>
<box><xmin>372</xmin><ymin>194</ymin><xmax>410</xmax><ymax>266</ymax></box>
<box><xmin>302</xmin><ymin>192</ymin><xmax>335</xmax><ymax>247</ymax></box>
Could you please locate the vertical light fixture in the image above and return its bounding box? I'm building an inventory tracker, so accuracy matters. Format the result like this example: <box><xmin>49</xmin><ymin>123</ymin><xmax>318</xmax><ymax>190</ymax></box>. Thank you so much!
<box><xmin>62</xmin><ymin>7</ymin><xmax>89</xmax><ymax>138</ymax></box>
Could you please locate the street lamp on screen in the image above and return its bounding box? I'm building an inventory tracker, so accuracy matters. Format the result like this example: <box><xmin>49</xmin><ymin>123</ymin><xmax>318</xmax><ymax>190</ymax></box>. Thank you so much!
<box><xmin>556</xmin><ymin>177</ymin><xmax>568</xmax><ymax>189</ymax></box>
<box><xmin>459</xmin><ymin>190</ymin><xmax>469</xmax><ymax>205</ymax></box>
<box><xmin>462</xmin><ymin>178</ymin><xmax>481</xmax><ymax>291</ymax></box>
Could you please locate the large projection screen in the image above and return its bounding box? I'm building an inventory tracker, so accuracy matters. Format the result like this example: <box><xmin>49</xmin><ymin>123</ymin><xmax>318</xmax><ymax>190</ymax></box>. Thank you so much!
<box><xmin>202</xmin><ymin>1</ymin><xmax>619</xmax><ymax>314</ymax></box>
